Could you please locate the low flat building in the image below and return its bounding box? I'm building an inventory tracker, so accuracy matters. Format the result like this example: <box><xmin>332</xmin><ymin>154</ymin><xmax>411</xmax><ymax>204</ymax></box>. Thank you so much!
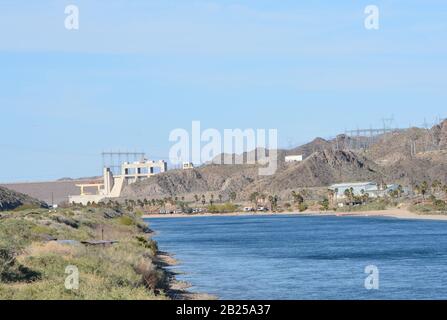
<box><xmin>182</xmin><ymin>162</ymin><xmax>194</xmax><ymax>170</ymax></box>
<box><xmin>328</xmin><ymin>182</ymin><xmax>399</xmax><ymax>201</ymax></box>
<box><xmin>285</xmin><ymin>155</ymin><xmax>303</xmax><ymax>163</ymax></box>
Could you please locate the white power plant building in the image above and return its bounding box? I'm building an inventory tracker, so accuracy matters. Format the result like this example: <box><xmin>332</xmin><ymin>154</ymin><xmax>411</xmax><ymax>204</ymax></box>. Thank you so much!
<box><xmin>69</xmin><ymin>159</ymin><xmax>167</xmax><ymax>205</ymax></box>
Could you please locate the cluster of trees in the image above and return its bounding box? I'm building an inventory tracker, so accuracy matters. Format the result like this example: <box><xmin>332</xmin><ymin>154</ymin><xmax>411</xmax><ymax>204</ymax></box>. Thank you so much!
<box><xmin>192</xmin><ymin>194</ymin><xmax>226</xmax><ymax>206</ymax></box>
<box><xmin>290</xmin><ymin>190</ymin><xmax>308</xmax><ymax>212</ymax></box>
<box><xmin>414</xmin><ymin>180</ymin><xmax>447</xmax><ymax>199</ymax></box>
<box><xmin>247</xmin><ymin>192</ymin><xmax>280</xmax><ymax>212</ymax></box>
<box><xmin>76</xmin><ymin>197</ymin><xmax>189</xmax><ymax>211</ymax></box>
<box><xmin>388</xmin><ymin>185</ymin><xmax>404</xmax><ymax>198</ymax></box>
<box><xmin>342</xmin><ymin>187</ymin><xmax>370</xmax><ymax>205</ymax></box>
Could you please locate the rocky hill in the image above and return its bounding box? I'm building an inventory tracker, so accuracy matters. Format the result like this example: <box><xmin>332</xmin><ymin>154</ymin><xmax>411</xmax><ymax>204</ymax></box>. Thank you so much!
<box><xmin>121</xmin><ymin>149</ymin><xmax>386</xmax><ymax>201</ymax></box>
<box><xmin>0</xmin><ymin>186</ymin><xmax>48</xmax><ymax>211</ymax></box>
<box><xmin>121</xmin><ymin>120</ymin><xmax>447</xmax><ymax>201</ymax></box>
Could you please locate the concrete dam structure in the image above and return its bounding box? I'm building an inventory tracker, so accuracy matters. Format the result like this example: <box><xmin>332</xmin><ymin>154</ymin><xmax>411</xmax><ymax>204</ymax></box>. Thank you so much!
<box><xmin>69</xmin><ymin>159</ymin><xmax>167</xmax><ymax>205</ymax></box>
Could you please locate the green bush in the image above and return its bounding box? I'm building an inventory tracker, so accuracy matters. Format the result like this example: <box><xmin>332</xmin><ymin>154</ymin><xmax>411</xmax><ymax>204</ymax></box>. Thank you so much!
<box><xmin>118</xmin><ymin>216</ymin><xmax>135</xmax><ymax>226</ymax></box>
<box><xmin>319</xmin><ymin>198</ymin><xmax>329</xmax><ymax>211</ymax></box>
<box><xmin>136</xmin><ymin>236</ymin><xmax>158</xmax><ymax>256</ymax></box>
<box><xmin>207</xmin><ymin>203</ymin><xmax>238</xmax><ymax>213</ymax></box>
<box><xmin>0</xmin><ymin>247</ymin><xmax>41</xmax><ymax>283</ymax></box>
<box><xmin>434</xmin><ymin>199</ymin><xmax>447</xmax><ymax>211</ymax></box>
<box><xmin>13</xmin><ymin>204</ymin><xmax>43</xmax><ymax>212</ymax></box>
<box><xmin>340</xmin><ymin>199</ymin><xmax>391</xmax><ymax>212</ymax></box>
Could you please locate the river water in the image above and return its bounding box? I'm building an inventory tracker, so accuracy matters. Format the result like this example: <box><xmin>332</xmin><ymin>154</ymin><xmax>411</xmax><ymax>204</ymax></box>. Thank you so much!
<box><xmin>146</xmin><ymin>215</ymin><xmax>447</xmax><ymax>300</ymax></box>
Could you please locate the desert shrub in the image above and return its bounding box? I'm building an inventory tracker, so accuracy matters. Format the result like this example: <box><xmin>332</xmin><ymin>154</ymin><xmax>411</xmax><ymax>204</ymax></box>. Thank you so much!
<box><xmin>0</xmin><ymin>219</ymin><xmax>39</xmax><ymax>246</ymax></box>
<box><xmin>0</xmin><ymin>207</ymin><xmax>168</xmax><ymax>300</ymax></box>
<box><xmin>207</xmin><ymin>203</ymin><xmax>238</xmax><ymax>213</ymax></box>
<box><xmin>134</xmin><ymin>210</ymin><xmax>144</xmax><ymax>218</ymax></box>
<box><xmin>77</xmin><ymin>218</ymin><xmax>98</xmax><ymax>229</ymax></box>
<box><xmin>134</xmin><ymin>259</ymin><xmax>167</xmax><ymax>291</ymax></box>
<box><xmin>103</xmin><ymin>208</ymin><xmax>123</xmax><ymax>219</ymax></box>
<box><xmin>13</xmin><ymin>204</ymin><xmax>44</xmax><ymax>211</ymax></box>
<box><xmin>136</xmin><ymin>236</ymin><xmax>158</xmax><ymax>256</ymax></box>
<box><xmin>340</xmin><ymin>199</ymin><xmax>391</xmax><ymax>212</ymax></box>
<box><xmin>433</xmin><ymin>199</ymin><xmax>447</xmax><ymax>211</ymax></box>
<box><xmin>136</xmin><ymin>222</ymin><xmax>152</xmax><ymax>234</ymax></box>
<box><xmin>0</xmin><ymin>248</ymin><xmax>41</xmax><ymax>283</ymax></box>
<box><xmin>30</xmin><ymin>225</ymin><xmax>55</xmax><ymax>236</ymax></box>
<box><xmin>319</xmin><ymin>198</ymin><xmax>330</xmax><ymax>211</ymax></box>
<box><xmin>410</xmin><ymin>200</ymin><xmax>447</xmax><ymax>215</ymax></box>
<box><xmin>51</xmin><ymin>215</ymin><xmax>80</xmax><ymax>229</ymax></box>
<box><xmin>118</xmin><ymin>216</ymin><xmax>135</xmax><ymax>226</ymax></box>
<box><xmin>298</xmin><ymin>203</ymin><xmax>308</xmax><ymax>212</ymax></box>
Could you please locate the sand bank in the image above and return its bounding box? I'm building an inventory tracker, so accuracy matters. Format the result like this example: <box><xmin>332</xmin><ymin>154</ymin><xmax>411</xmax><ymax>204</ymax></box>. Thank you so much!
<box><xmin>144</xmin><ymin>208</ymin><xmax>447</xmax><ymax>221</ymax></box>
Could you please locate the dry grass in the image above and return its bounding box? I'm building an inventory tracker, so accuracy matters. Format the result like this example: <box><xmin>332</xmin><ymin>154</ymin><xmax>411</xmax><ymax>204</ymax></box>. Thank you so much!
<box><xmin>0</xmin><ymin>207</ymin><xmax>170</xmax><ymax>300</ymax></box>
<box><xmin>24</xmin><ymin>242</ymin><xmax>76</xmax><ymax>258</ymax></box>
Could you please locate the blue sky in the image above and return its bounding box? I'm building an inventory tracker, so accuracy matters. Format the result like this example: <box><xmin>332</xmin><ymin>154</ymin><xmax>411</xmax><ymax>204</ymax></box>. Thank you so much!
<box><xmin>0</xmin><ymin>0</ymin><xmax>446</xmax><ymax>181</ymax></box>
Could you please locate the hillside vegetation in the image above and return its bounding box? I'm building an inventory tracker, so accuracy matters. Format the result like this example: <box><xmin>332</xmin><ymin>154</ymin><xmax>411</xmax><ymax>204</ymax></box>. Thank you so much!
<box><xmin>0</xmin><ymin>206</ymin><xmax>169</xmax><ymax>300</ymax></box>
<box><xmin>0</xmin><ymin>186</ymin><xmax>47</xmax><ymax>211</ymax></box>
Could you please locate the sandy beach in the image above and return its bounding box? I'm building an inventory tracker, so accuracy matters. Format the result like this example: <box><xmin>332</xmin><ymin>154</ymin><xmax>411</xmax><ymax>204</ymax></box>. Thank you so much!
<box><xmin>143</xmin><ymin>208</ymin><xmax>447</xmax><ymax>221</ymax></box>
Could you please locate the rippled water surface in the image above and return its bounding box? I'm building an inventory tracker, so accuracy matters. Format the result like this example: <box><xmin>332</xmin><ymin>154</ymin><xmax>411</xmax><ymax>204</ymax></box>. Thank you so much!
<box><xmin>146</xmin><ymin>215</ymin><xmax>447</xmax><ymax>300</ymax></box>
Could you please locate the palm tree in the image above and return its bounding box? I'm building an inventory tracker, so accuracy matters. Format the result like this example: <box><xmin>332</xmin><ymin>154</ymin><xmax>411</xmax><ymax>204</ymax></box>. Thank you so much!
<box><xmin>291</xmin><ymin>191</ymin><xmax>304</xmax><ymax>205</ymax></box>
<box><xmin>218</xmin><ymin>194</ymin><xmax>223</xmax><ymax>203</ymax></box>
<box><xmin>344</xmin><ymin>188</ymin><xmax>354</xmax><ymax>205</ymax></box>
<box><xmin>260</xmin><ymin>193</ymin><xmax>267</xmax><ymax>204</ymax></box>
<box><xmin>194</xmin><ymin>194</ymin><xmax>199</xmax><ymax>203</ymax></box>
<box><xmin>249</xmin><ymin>192</ymin><xmax>260</xmax><ymax>209</ymax></box>
<box><xmin>268</xmin><ymin>195</ymin><xmax>279</xmax><ymax>212</ymax></box>
<box><xmin>327</xmin><ymin>189</ymin><xmax>335</xmax><ymax>206</ymax></box>
<box><xmin>268</xmin><ymin>195</ymin><xmax>274</xmax><ymax>211</ymax></box>
<box><xmin>421</xmin><ymin>181</ymin><xmax>429</xmax><ymax>199</ymax></box>
<box><xmin>397</xmin><ymin>185</ymin><xmax>404</xmax><ymax>198</ymax></box>
<box><xmin>432</xmin><ymin>180</ymin><xmax>442</xmax><ymax>194</ymax></box>
<box><xmin>291</xmin><ymin>190</ymin><xmax>297</xmax><ymax>201</ymax></box>
<box><xmin>414</xmin><ymin>184</ymin><xmax>421</xmax><ymax>196</ymax></box>
<box><xmin>201</xmin><ymin>194</ymin><xmax>206</xmax><ymax>205</ymax></box>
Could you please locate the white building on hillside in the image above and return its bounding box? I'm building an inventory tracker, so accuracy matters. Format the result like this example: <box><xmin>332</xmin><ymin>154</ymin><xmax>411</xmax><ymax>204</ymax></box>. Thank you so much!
<box><xmin>285</xmin><ymin>155</ymin><xmax>303</xmax><ymax>163</ymax></box>
<box><xmin>182</xmin><ymin>162</ymin><xmax>194</xmax><ymax>170</ymax></box>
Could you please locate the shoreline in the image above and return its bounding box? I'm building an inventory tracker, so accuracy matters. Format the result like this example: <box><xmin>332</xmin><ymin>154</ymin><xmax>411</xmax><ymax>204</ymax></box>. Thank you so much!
<box><xmin>157</xmin><ymin>252</ymin><xmax>217</xmax><ymax>300</ymax></box>
<box><xmin>144</xmin><ymin>208</ymin><xmax>447</xmax><ymax>222</ymax></box>
<box><xmin>149</xmin><ymin>207</ymin><xmax>447</xmax><ymax>300</ymax></box>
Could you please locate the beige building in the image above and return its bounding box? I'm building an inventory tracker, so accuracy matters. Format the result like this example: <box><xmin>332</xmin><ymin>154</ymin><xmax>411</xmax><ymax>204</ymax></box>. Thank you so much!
<box><xmin>69</xmin><ymin>159</ymin><xmax>167</xmax><ymax>205</ymax></box>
